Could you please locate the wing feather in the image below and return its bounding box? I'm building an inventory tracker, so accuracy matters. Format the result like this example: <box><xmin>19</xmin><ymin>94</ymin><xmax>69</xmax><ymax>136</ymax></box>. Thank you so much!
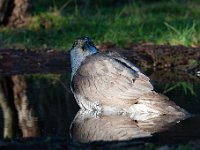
<box><xmin>72</xmin><ymin>53</ymin><xmax>154</xmax><ymax>107</ymax></box>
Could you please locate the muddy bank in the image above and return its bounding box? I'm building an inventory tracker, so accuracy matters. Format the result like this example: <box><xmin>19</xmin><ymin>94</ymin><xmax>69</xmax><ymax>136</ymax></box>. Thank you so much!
<box><xmin>0</xmin><ymin>49</ymin><xmax>69</xmax><ymax>76</ymax></box>
<box><xmin>98</xmin><ymin>43</ymin><xmax>200</xmax><ymax>71</ymax></box>
<box><xmin>0</xmin><ymin>44</ymin><xmax>199</xmax><ymax>77</ymax></box>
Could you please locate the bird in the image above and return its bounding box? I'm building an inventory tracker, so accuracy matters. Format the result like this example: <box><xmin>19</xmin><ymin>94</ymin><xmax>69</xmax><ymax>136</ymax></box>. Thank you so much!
<box><xmin>70</xmin><ymin>37</ymin><xmax>188</xmax><ymax>120</ymax></box>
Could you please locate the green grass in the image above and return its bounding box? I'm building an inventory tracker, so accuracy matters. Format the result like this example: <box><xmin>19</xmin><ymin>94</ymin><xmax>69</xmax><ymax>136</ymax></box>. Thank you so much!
<box><xmin>163</xmin><ymin>82</ymin><xmax>197</xmax><ymax>96</ymax></box>
<box><xmin>1</xmin><ymin>0</ymin><xmax>200</xmax><ymax>50</ymax></box>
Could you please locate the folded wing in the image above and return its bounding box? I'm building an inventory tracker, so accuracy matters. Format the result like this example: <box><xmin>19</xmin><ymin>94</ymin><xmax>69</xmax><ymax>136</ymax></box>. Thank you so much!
<box><xmin>72</xmin><ymin>53</ymin><xmax>154</xmax><ymax>107</ymax></box>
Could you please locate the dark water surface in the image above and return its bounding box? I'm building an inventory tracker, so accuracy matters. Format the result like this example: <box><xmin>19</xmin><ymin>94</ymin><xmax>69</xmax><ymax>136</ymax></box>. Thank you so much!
<box><xmin>0</xmin><ymin>71</ymin><xmax>200</xmax><ymax>147</ymax></box>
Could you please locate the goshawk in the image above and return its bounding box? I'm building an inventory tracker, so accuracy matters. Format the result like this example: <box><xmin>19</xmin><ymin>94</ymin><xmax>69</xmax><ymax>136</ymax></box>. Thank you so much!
<box><xmin>70</xmin><ymin>37</ymin><xmax>188</xmax><ymax>119</ymax></box>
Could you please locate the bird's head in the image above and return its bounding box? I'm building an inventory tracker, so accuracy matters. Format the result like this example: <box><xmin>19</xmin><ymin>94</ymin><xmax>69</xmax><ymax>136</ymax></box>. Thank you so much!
<box><xmin>70</xmin><ymin>37</ymin><xmax>98</xmax><ymax>77</ymax></box>
<box><xmin>71</xmin><ymin>37</ymin><xmax>97</xmax><ymax>54</ymax></box>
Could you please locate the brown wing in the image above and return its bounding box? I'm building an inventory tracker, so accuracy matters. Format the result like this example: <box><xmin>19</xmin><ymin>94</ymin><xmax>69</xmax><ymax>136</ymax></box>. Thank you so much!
<box><xmin>72</xmin><ymin>53</ymin><xmax>153</xmax><ymax>107</ymax></box>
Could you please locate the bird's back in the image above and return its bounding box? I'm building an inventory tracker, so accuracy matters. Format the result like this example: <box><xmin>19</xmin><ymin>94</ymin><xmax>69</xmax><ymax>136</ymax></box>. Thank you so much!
<box><xmin>71</xmin><ymin>53</ymin><xmax>187</xmax><ymax>118</ymax></box>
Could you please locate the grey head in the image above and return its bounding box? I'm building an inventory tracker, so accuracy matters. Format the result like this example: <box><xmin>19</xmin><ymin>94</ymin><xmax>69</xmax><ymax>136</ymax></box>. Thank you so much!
<box><xmin>70</xmin><ymin>37</ymin><xmax>98</xmax><ymax>77</ymax></box>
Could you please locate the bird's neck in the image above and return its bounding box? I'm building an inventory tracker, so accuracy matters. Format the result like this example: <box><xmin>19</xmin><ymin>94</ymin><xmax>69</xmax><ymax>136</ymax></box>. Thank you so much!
<box><xmin>70</xmin><ymin>54</ymin><xmax>85</xmax><ymax>79</ymax></box>
<box><xmin>70</xmin><ymin>46</ymin><xmax>98</xmax><ymax>79</ymax></box>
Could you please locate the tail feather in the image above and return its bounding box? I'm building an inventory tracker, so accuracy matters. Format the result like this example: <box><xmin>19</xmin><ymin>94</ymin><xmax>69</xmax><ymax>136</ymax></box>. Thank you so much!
<box><xmin>130</xmin><ymin>91</ymin><xmax>188</xmax><ymax>118</ymax></box>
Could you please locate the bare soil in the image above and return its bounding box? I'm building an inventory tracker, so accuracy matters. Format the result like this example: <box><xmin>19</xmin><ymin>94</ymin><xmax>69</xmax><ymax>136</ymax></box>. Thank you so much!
<box><xmin>0</xmin><ymin>44</ymin><xmax>199</xmax><ymax>81</ymax></box>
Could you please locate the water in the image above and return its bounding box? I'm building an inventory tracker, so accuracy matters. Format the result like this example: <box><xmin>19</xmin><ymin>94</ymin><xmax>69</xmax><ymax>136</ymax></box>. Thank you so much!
<box><xmin>0</xmin><ymin>70</ymin><xmax>200</xmax><ymax>147</ymax></box>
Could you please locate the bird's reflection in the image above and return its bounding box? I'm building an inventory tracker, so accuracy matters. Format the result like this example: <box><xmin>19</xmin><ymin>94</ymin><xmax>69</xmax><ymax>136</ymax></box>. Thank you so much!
<box><xmin>70</xmin><ymin>110</ymin><xmax>186</xmax><ymax>143</ymax></box>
